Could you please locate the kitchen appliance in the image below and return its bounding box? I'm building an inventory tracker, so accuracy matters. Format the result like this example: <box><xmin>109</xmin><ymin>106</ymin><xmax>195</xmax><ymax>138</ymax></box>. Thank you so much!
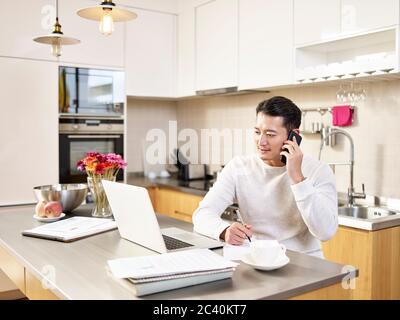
<box><xmin>59</xmin><ymin>117</ymin><xmax>124</xmax><ymax>183</ymax></box>
<box><xmin>220</xmin><ymin>204</ymin><xmax>239</xmax><ymax>222</ymax></box>
<box><xmin>178</xmin><ymin>164</ymin><xmax>206</xmax><ymax>181</ymax></box>
<box><xmin>173</xmin><ymin>148</ymin><xmax>206</xmax><ymax>181</ymax></box>
<box><xmin>59</xmin><ymin>66</ymin><xmax>124</xmax><ymax>117</ymax></box>
<box><xmin>195</xmin><ymin>86</ymin><xmax>270</xmax><ymax>97</ymax></box>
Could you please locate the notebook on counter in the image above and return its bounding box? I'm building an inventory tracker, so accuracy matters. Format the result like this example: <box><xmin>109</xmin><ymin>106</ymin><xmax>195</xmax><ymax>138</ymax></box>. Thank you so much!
<box><xmin>107</xmin><ymin>248</ymin><xmax>238</xmax><ymax>296</ymax></box>
<box><xmin>22</xmin><ymin>216</ymin><xmax>117</xmax><ymax>242</ymax></box>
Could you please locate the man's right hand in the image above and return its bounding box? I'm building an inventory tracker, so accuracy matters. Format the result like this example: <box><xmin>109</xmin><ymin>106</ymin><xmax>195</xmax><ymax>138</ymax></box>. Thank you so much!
<box><xmin>220</xmin><ymin>223</ymin><xmax>253</xmax><ymax>245</ymax></box>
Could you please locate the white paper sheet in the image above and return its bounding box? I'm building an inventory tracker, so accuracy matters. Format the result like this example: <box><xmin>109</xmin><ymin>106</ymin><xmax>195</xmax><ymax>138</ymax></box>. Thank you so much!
<box><xmin>22</xmin><ymin>217</ymin><xmax>117</xmax><ymax>240</ymax></box>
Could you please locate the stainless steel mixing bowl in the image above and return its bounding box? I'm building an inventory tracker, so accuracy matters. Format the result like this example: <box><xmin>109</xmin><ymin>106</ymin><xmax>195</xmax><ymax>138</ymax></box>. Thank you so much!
<box><xmin>33</xmin><ymin>184</ymin><xmax>88</xmax><ymax>212</ymax></box>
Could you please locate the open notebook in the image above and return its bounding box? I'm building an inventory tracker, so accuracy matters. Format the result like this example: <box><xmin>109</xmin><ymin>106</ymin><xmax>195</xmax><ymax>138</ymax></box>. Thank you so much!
<box><xmin>107</xmin><ymin>248</ymin><xmax>238</xmax><ymax>296</ymax></box>
<box><xmin>22</xmin><ymin>217</ymin><xmax>117</xmax><ymax>242</ymax></box>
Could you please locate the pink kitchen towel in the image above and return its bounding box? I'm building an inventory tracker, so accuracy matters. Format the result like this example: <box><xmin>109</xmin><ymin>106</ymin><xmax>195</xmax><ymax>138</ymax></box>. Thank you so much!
<box><xmin>332</xmin><ymin>105</ymin><xmax>353</xmax><ymax>126</ymax></box>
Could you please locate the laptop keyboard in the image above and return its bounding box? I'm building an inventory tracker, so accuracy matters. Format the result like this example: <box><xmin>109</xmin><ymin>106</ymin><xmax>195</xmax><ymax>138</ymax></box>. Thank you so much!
<box><xmin>162</xmin><ymin>235</ymin><xmax>194</xmax><ymax>250</ymax></box>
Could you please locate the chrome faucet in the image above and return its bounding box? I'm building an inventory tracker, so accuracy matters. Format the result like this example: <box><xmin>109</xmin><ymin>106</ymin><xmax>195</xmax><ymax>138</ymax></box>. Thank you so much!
<box><xmin>319</xmin><ymin>128</ymin><xmax>366</xmax><ymax>207</ymax></box>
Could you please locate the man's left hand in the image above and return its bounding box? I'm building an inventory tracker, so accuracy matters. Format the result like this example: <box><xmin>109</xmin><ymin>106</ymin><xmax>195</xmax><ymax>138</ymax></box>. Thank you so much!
<box><xmin>280</xmin><ymin>136</ymin><xmax>305</xmax><ymax>184</ymax></box>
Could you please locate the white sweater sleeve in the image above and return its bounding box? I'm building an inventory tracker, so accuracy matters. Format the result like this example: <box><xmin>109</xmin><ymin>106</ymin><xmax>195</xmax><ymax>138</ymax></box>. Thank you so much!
<box><xmin>192</xmin><ymin>160</ymin><xmax>236</xmax><ymax>240</ymax></box>
<box><xmin>290</xmin><ymin>163</ymin><xmax>338</xmax><ymax>241</ymax></box>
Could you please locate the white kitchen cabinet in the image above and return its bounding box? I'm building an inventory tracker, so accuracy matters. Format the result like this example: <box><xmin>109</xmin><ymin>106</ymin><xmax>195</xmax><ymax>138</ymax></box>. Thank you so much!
<box><xmin>0</xmin><ymin>0</ymin><xmax>58</xmax><ymax>61</ymax></box>
<box><xmin>294</xmin><ymin>0</ymin><xmax>341</xmax><ymax>45</ymax></box>
<box><xmin>195</xmin><ymin>0</ymin><xmax>238</xmax><ymax>91</ymax></box>
<box><xmin>0</xmin><ymin>57</ymin><xmax>58</xmax><ymax>206</ymax></box>
<box><xmin>239</xmin><ymin>0</ymin><xmax>294</xmax><ymax>89</ymax></box>
<box><xmin>177</xmin><ymin>9</ymin><xmax>196</xmax><ymax>97</ymax></box>
<box><xmin>125</xmin><ymin>9</ymin><xmax>177</xmax><ymax>97</ymax></box>
<box><xmin>341</xmin><ymin>0</ymin><xmax>398</xmax><ymax>34</ymax></box>
<box><xmin>177</xmin><ymin>0</ymin><xmax>222</xmax><ymax>97</ymax></box>
<box><xmin>295</xmin><ymin>0</ymin><xmax>399</xmax><ymax>46</ymax></box>
<box><xmin>58</xmin><ymin>0</ymin><xmax>124</xmax><ymax>68</ymax></box>
<box><xmin>117</xmin><ymin>0</ymin><xmax>179</xmax><ymax>14</ymax></box>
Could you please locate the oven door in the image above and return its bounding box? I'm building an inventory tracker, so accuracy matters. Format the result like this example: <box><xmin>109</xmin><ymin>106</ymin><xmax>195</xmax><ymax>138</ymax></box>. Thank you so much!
<box><xmin>59</xmin><ymin>134</ymin><xmax>124</xmax><ymax>183</ymax></box>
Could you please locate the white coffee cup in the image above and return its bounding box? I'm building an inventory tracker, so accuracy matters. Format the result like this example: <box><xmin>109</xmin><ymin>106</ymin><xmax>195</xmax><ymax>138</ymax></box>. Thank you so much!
<box><xmin>250</xmin><ymin>240</ymin><xmax>287</xmax><ymax>265</ymax></box>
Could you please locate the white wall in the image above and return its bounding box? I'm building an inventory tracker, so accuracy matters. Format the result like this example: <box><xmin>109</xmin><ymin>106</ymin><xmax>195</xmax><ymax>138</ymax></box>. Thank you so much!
<box><xmin>126</xmin><ymin>98</ymin><xmax>177</xmax><ymax>173</ymax></box>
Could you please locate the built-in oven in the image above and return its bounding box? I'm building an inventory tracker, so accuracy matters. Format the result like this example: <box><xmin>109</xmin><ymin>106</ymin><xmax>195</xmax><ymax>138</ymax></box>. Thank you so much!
<box><xmin>59</xmin><ymin>66</ymin><xmax>125</xmax><ymax>117</ymax></box>
<box><xmin>59</xmin><ymin>117</ymin><xmax>124</xmax><ymax>183</ymax></box>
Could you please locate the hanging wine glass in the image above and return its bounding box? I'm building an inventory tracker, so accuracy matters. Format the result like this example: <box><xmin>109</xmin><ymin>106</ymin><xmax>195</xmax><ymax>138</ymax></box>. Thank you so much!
<box><xmin>336</xmin><ymin>84</ymin><xmax>346</xmax><ymax>103</ymax></box>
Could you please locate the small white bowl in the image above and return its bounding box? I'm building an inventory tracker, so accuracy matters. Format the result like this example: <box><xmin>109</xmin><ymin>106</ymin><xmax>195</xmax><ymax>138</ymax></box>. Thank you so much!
<box><xmin>33</xmin><ymin>213</ymin><xmax>66</xmax><ymax>223</ymax></box>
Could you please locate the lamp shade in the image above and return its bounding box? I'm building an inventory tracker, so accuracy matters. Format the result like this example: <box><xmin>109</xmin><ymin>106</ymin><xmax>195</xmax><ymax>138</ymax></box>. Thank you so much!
<box><xmin>77</xmin><ymin>4</ymin><xmax>137</xmax><ymax>22</ymax></box>
<box><xmin>33</xmin><ymin>33</ymin><xmax>80</xmax><ymax>46</ymax></box>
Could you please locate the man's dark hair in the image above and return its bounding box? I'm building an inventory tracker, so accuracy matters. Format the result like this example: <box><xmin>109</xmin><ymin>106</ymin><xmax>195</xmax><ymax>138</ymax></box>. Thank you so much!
<box><xmin>256</xmin><ymin>96</ymin><xmax>302</xmax><ymax>133</ymax></box>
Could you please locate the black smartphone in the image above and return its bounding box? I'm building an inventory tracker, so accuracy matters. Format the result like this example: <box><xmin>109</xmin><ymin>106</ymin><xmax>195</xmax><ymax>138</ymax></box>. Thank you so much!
<box><xmin>280</xmin><ymin>131</ymin><xmax>302</xmax><ymax>165</ymax></box>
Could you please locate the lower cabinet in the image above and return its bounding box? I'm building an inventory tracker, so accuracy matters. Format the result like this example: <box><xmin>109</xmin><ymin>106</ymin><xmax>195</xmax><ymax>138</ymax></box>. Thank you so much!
<box><xmin>322</xmin><ymin>225</ymin><xmax>400</xmax><ymax>300</ymax></box>
<box><xmin>0</xmin><ymin>245</ymin><xmax>59</xmax><ymax>300</ymax></box>
<box><xmin>147</xmin><ymin>187</ymin><xmax>203</xmax><ymax>223</ymax></box>
<box><xmin>25</xmin><ymin>271</ymin><xmax>59</xmax><ymax>300</ymax></box>
<box><xmin>0</xmin><ymin>245</ymin><xmax>25</xmax><ymax>295</ymax></box>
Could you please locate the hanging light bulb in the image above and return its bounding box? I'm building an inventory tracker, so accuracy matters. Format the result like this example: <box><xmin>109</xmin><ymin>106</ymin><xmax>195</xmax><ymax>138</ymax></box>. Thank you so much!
<box><xmin>77</xmin><ymin>1</ymin><xmax>137</xmax><ymax>36</ymax></box>
<box><xmin>33</xmin><ymin>0</ymin><xmax>80</xmax><ymax>57</ymax></box>
<box><xmin>51</xmin><ymin>38</ymin><xmax>62</xmax><ymax>57</ymax></box>
<box><xmin>99</xmin><ymin>8</ymin><xmax>114</xmax><ymax>36</ymax></box>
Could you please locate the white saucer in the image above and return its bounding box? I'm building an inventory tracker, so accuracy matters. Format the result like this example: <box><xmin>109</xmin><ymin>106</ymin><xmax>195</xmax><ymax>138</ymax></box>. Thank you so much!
<box><xmin>33</xmin><ymin>213</ymin><xmax>66</xmax><ymax>223</ymax></box>
<box><xmin>241</xmin><ymin>254</ymin><xmax>290</xmax><ymax>271</ymax></box>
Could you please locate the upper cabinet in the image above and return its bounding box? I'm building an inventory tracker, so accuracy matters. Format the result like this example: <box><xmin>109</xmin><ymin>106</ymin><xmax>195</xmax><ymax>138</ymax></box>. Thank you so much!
<box><xmin>117</xmin><ymin>0</ymin><xmax>179</xmax><ymax>14</ymax></box>
<box><xmin>239</xmin><ymin>0</ymin><xmax>294</xmax><ymax>89</ymax></box>
<box><xmin>177</xmin><ymin>8</ymin><xmax>196</xmax><ymax>97</ymax></box>
<box><xmin>294</xmin><ymin>0</ymin><xmax>341</xmax><ymax>45</ymax></box>
<box><xmin>125</xmin><ymin>9</ymin><xmax>177</xmax><ymax>97</ymax></box>
<box><xmin>195</xmin><ymin>0</ymin><xmax>238</xmax><ymax>91</ymax></box>
<box><xmin>294</xmin><ymin>0</ymin><xmax>400</xmax><ymax>82</ymax></box>
<box><xmin>341</xmin><ymin>0</ymin><xmax>398</xmax><ymax>35</ymax></box>
<box><xmin>294</xmin><ymin>0</ymin><xmax>399</xmax><ymax>46</ymax></box>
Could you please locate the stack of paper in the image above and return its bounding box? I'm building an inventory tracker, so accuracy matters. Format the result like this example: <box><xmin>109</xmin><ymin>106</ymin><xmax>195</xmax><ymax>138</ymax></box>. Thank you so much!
<box><xmin>107</xmin><ymin>249</ymin><xmax>238</xmax><ymax>296</ymax></box>
<box><xmin>22</xmin><ymin>217</ymin><xmax>117</xmax><ymax>242</ymax></box>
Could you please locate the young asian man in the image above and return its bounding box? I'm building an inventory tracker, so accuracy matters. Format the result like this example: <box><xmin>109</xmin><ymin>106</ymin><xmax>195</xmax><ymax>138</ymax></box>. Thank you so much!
<box><xmin>192</xmin><ymin>96</ymin><xmax>338</xmax><ymax>258</ymax></box>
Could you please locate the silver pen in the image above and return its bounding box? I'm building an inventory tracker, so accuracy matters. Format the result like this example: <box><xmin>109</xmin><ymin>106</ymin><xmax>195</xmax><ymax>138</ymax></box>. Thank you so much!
<box><xmin>235</xmin><ymin>209</ymin><xmax>251</xmax><ymax>242</ymax></box>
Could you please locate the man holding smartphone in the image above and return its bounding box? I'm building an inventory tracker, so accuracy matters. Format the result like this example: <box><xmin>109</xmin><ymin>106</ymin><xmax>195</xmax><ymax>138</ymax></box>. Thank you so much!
<box><xmin>192</xmin><ymin>96</ymin><xmax>338</xmax><ymax>258</ymax></box>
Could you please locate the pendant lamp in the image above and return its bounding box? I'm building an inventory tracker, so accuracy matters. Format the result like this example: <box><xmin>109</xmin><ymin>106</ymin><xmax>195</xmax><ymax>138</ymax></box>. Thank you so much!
<box><xmin>33</xmin><ymin>0</ymin><xmax>80</xmax><ymax>57</ymax></box>
<box><xmin>77</xmin><ymin>0</ymin><xmax>137</xmax><ymax>36</ymax></box>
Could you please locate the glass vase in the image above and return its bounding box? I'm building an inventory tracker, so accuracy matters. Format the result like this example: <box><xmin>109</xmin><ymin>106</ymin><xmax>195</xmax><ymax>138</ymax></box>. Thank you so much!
<box><xmin>87</xmin><ymin>175</ymin><xmax>115</xmax><ymax>218</ymax></box>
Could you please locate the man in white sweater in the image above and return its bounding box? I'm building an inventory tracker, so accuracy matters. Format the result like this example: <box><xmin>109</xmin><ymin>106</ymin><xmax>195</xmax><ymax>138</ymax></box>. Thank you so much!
<box><xmin>192</xmin><ymin>96</ymin><xmax>338</xmax><ymax>258</ymax></box>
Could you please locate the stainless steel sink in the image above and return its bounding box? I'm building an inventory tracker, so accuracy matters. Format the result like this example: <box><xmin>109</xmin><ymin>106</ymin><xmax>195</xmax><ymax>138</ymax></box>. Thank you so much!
<box><xmin>338</xmin><ymin>206</ymin><xmax>400</xmax><ymax>220</ymax></box>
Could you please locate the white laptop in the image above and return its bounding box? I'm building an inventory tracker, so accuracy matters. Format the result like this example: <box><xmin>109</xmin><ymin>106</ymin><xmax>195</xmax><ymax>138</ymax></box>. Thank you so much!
<box><xmin>101</xmin><ymin>180</ymin><xmax>223</xmax><ymax>253</ymax></box>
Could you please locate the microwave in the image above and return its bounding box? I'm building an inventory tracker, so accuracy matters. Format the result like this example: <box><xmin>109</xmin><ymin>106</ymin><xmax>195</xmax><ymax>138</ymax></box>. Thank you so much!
<box><xmin>59</xmin><ymin>66</ymin><xmax>125</xmax><ymax>117</ymax></box>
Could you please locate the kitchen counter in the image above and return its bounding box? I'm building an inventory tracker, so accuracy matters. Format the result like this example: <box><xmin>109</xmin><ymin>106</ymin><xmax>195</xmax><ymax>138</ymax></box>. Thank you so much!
<box><xmin>0</xmin><ymin>204</ymin><xmax>356</xmax><ymax>300</ymax></box>
<box><xmin>338</xmin><ymin>213</ymin><xmax>400</xmax><ymax>231</ymax></box>
<box><xmin>128</xmin><ymin>174</ymin><xmax>400</xmax><ymax>231</ymax></box>
<box><xmin>127</xmin><ymin>173</ymin><xmax>212</xmax><ymax>197</ymax></box>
